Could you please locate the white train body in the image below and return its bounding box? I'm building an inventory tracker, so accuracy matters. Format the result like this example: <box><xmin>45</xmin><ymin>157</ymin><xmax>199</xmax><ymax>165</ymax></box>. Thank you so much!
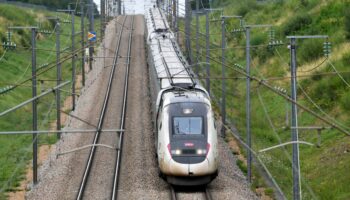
<box><xmin>146</xmin><ymin>7</ymin><xmax>219</xmax><ymax>186</ymax></box>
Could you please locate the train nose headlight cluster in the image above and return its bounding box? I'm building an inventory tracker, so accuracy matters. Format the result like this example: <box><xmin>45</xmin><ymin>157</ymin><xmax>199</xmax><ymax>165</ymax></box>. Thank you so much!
<box><xmin>196</xmin><ymin>149</ymin><xmax>207</xmax><ymax>155</ymax></box>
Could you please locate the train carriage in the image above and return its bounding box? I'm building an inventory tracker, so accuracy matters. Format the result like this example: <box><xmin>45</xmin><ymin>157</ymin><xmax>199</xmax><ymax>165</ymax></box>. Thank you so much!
<box><xmin>146</xmin><ymin>6</ymin><xmax>219</xmax><ymax>186</ymax></box>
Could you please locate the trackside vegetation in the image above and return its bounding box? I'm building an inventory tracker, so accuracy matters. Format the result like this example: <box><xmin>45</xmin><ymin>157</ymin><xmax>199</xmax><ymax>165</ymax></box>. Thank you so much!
<box><xmin>0</xmin><ymin>4</ymin><xmax>97</xmax><ymax>198</ymax></box>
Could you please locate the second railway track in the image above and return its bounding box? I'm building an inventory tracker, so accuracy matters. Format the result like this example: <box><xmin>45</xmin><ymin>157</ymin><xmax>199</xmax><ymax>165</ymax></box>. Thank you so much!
<box><xmin>75</xmin><ymin>15</ymin><xmax>134</xmax><ymax>200</ymax></box>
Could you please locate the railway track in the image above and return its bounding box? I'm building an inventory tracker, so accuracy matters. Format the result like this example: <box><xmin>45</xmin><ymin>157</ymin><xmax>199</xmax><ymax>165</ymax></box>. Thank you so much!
<box><xmin>111</xmin><ymin>15</ymin><xmax>134</xmax><ymax>200</ymax></box>
<box><xmin>75</xmin><ymin>15</ymin><xmax>134</xmax><ymax>200</ymax></box>
<box><xmin>170</xmin><ymin>185</ymin><xmax>213</xmax><ymax>200</ymax></box>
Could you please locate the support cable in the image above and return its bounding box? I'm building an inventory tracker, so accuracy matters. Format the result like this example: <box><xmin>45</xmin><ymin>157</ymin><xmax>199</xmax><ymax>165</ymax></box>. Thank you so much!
<box><xmin>328</xmin><ymin>59</ymin><xmax>350</xmax><ymax>88</ymax></box>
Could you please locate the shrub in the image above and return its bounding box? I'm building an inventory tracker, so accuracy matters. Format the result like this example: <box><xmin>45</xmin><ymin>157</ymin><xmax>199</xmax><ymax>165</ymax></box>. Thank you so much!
<box><xmin>340</xmin><ymin>92</ymin><xmax>350</xmax><ymax>110</ymax></box>
<box><xmin>237</xmin><ymin>159</ymin><xmax>247</xmax><ymax>175</ymax></box>
<box><xmin>341</xmin><ymin>52</ymin><xmax>350</xmax><ymax>66</ymax></box>
<box><xmin>300</xmin><ymin>0</ymin><xmax>308</xmax><ymax>7</ymax></box>
<box><xmin>298</xmin><ymin>39</ymin><xmax>323</xmax><ymax>63</ymax></box>
<box><xmin>283</xmin><ymin>13</ymin><xmax>312</xmax><ymax>35</ymax></box>
<box><xmin>265</xmin><ymin>188</ymin><xmax>274</xmax><ymax>196</ymax></box>
<box><xmin>237</xmin><ymin>0</ymin><xmax>259</xmax><ymax>17</ymax></box>
<box><xmin>311</xmin><ymin>77</ymin><xmax>341</xmax><ymax>109</ymax></box>
<box><xmin>346</xmin><ymin>8</ymin><xmax>350</xmax><ymax>39</ymax></box>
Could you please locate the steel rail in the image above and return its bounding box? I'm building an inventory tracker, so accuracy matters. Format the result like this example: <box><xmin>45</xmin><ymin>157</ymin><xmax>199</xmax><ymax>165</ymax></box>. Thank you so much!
<box><xmin>111</xmin><ymin>15</ymin><xmax>135</xmax><ymax>200</ymax></box>
<box><xmin>205</xmin><ymin>188</ymin><xmax>213</xmax><ymax>200</ymax></box>
<box><xmin>75</xmin><ymin>16</ymin><xmax>128</xmax><ymax>200</ymax></box>
<box><xmin>170</xmin><ymin>186</ymin><xmax>177</xmax><ymax>200</ymax></box>
<box><xmin>169</xmin><ymin>186</ymin><xmax>212</xmax><ymax>200</ymax></box>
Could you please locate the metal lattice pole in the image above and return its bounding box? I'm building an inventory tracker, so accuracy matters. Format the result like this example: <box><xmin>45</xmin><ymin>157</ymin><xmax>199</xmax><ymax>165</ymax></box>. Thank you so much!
<box><xmin>166</xmin><ymin>0</ymin><xmax>170</xmax><ymax>24</ymax></box>
<box><xmin>118</xmin><ymin>0</ymin><xmax>121</xmax><ymax>15</ymax></box>
<box><xmin>290</xmin><ymin>37</ymin><xmax>301</xmax><ymax>200</ymax></box>
<box><xmin>71</xmin><ymin>7</ymin><xmax>76</xmax><ymax>111</ymax></box>
<box><xmin>205</xmin><ymin>11</ymin><xmax>210</xmax><ymax>94</ymax></box>
<box><xmin>286</xmin><ymin>34</ymin><xmax>329</xmax><ymax>200</ymax></box>
<box><xmin>81</xmin><ymin>3</ymin><xmax>85</xmax><ymax>86</ymax></box>
<box><xmin>89</xmin><ymin>2</ymin><xmax>94</xmax><ymax>71</ymax></box>
<box><xmin>106</xmin><ymin>0</ymin><xmax>109</xmax><ymax>19</ymax></box>
<box><xmin>101</xmin><ymin>0</ymin><xmax>105</xmax><ymax>39</ymax></box>
<box><xmin>56</xmin><ymin>20</ymin><xmax>61</xmax><ymax>139</ymax></box>
<box><xmin>195</xmin><ymin>0</ymin><xmax>199</xmax><ymax>74</ymax></box>
<box><xmin>243</xmin><ymin>24</ymin><xmax>272</xmax><ymax>184</ymax></box>
<box><xmin>245</xmin><ymin>26</ymin><xmax>252</xmax><ymax>184</ymax></box>
<box><xmin>176</xmin><ymin>0</ymin><xmax>179</xmax><ymax>44</ymax></box>
<box><xmin>221</xmin><ymin>16</ymin><xmax>226</xmax><ymax>138</ymax></box>
<box><xmin>172</xmin><ymin>0</ymin><xmax>176</xmax><ymax>29</ymax></box>
<box><xmin>31</xmin><ymin>27</ymin><xmax>38</xmax><ymax>185</ymax></box>
<box><xmin>185</xmin><ymin>0</ymin><xmax>192</xmax><ymax>64</ymax></box>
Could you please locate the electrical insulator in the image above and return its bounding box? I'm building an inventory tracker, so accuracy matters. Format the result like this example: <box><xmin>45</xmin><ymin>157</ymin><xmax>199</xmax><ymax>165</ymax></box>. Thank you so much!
<box><xmin>3</xmin><ymin>31</ymin><xmax>16</xmax><ymax>50</ymax></box>
<box><xmin>323</xmin><ymin>42</ymin><xmax>331</xmax><ymax>57</ymax></box>
<box><xmin>240</xmin><ymin>19</ymin><xmax>245</xmax><ymax>28</ymax></box>
<box><xmin>269</xmin><ymin>28</ymin><xmax>275</xmax><ymax>42</ymax></box>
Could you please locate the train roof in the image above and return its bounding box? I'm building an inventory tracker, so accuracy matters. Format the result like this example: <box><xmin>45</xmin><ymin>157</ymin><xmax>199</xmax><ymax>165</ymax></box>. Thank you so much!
<box><xmin>150</xmin><ymin>36</ymin><xmax>196</xmax><ymax>89</ymax></box>
<box><xmin>146</xmin><ymin>7</ymin><xmax>196</xmax><ymax>89</ymax></box>
<box><xmin>162</xmin><ymin>89</ymin><xmax>211</xmax><ymax>107</ymax></box>
<box><xmin>147</xmin><ymin>7</ymin><xmax>169</xmax><ymax>33</ymax></box>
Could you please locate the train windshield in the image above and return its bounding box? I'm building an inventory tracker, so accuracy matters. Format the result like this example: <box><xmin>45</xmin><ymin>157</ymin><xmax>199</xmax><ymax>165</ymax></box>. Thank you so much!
<box><xmin>173</xmin><ymin>117</ymin><xmax>203</xmax><ymax>135</ymax></box>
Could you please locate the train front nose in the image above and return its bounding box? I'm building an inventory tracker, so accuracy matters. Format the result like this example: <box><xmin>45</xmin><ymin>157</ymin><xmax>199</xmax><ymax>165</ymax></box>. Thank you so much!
<box><xmin>168</xmin><ymin>140</ymin><xmax>211</xmax><ymax>174</ymax></box>
<box><xmin>165</xmin><ymin>141</ymin><xmax>215</xmax><ymax>185</ymax></box>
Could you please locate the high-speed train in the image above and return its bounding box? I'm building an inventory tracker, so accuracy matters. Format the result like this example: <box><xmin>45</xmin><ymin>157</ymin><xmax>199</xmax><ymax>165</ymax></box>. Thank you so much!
<box><xmin>146</xmin><ymin>6</ymin><xmax>219</xmax><ymax>186</ymax></box>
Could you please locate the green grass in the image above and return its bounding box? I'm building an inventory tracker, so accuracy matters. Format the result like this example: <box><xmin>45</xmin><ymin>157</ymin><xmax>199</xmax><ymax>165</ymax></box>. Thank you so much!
<box><xmin>0</xmin><ymin>4</ymin><xmax>102</xmax><ymax>199</ymax></box>
<box><xmin>184</xmin><ymin>0</ymin><xmax>350</xmax><ymax>199</ymax></box>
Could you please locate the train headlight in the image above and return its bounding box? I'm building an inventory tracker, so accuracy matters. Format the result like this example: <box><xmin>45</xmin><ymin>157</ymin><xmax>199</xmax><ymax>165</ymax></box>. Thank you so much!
<box><xmin>183</xmin><ymin>108</ymin><xmax>193</xmax><ymax>114</ymax></box>
<box><xmin>196</xmin><ymin>149</ymin><xmax>207</xmax><ymax>155</ymax></box>
<box><xmin>171</xmin><ymin>149</ymin><xmax>182</xmax><ymax>155</ymax></box>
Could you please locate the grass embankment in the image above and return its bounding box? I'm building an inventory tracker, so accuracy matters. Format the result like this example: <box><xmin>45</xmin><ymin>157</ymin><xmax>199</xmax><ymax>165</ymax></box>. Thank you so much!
<box><xmin>189</xmin><ymin>0</ymin><xmax>350</xmax><ymax>199</ymax></box>
<box><xmin>0</xmin><ymin>4</ymin><xmax>101</xmax><ymax>199</ymax></box>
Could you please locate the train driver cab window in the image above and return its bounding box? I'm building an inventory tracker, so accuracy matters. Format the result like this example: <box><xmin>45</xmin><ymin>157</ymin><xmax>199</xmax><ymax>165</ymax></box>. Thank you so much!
<box><xmin>173</xmin><ymin>117</ymin><xmax>202</xmax><ymax>135</ymax></box>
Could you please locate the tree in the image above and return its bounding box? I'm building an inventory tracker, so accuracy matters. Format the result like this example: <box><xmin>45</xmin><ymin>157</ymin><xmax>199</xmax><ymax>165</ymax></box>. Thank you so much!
<box><xmin>191</xmin><ymin>0</ymin><xmax>210</xmax><ymax>10</ymax></box>
<box><xmin>345</xmin><ymin>6</ymin><xmax>350</xmax><ymax>39</ymax></box>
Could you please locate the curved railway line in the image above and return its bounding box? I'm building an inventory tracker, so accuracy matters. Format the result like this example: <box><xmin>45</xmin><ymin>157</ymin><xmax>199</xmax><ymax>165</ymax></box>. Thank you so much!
<box><xmin>75</xmin><ymin>15</ymin><xmax>134</xmax><ymax>200</ymax></box>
